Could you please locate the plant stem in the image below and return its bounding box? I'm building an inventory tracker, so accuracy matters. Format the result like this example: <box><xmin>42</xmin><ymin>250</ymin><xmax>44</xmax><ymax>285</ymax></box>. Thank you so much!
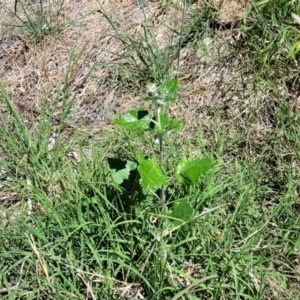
<box><xmin>156</xmin><ymin>104</ymin><xmax>165</xmax><ymax>202</ymax></box>
<box><xmin>159</xmin><ymin>135</ymin><xmax>165</xmax><ymax>202</ymax></box>
<box><xmin>14</xmin><ymin>0</ymin><xmax>18</xmax><ymax>14</ymax></box>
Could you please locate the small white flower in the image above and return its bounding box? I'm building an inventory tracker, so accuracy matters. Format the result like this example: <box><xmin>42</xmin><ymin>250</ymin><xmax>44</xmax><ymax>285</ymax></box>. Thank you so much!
<box><xmin>147</xmin><ymin>82</ymin><xmax>158</xmax><ymax>96</ymax></box>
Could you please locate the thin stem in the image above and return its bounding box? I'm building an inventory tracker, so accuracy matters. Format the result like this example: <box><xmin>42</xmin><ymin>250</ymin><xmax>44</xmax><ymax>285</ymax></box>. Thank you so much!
<box><xmin>156</xmin><ymin>104</ymin><xmax>165</xmax><ymax>202</ymax></box>
<box><xmin>14</xmin><ymin>0</ymin><xmax>18</xmax><ymax>14</ymax></box>
<box><xmin>159</xmin><ymin>135</ymin><xmax>165</xmax><ymax>202</ymax></box>
<box><xmin>177</xmin><ymin>0</ymin><xmax>187</xmax><ymax>73</ymax></box>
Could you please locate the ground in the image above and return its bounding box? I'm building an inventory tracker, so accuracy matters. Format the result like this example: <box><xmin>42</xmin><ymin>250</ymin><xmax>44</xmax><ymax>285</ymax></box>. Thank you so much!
<box><xmin>0</xmin><ymin>0</ymin><xmax>300</xmax><ymax>299</ymax></box>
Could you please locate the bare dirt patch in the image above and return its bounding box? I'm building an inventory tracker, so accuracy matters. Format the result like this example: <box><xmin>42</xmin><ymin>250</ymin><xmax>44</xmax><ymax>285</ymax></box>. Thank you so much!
<box><xmin>213</xmin><ymin>0</ymin><xmax>250</xmax><ymax>24</ymax></box>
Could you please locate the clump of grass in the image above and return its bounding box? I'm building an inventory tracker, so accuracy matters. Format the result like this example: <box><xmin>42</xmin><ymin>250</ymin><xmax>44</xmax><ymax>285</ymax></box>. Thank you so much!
<box><xmin>1</xmin><ymin>0</ymin><xmax>65</xmax><ymax>42</ymax></box>
<box><xmin>234</xmin><ymin>0</ymin><xmax>300</xmax><ymax>82</ymax></box>
<box><xmin>95</xmin><ymin>0</ymin><xmax>186</xmax><ymax>87</ymax></box>
<box><xmin>181</xmin><ymin>0</ymin><xmax>218</xmax><ymax>48</ymax></box>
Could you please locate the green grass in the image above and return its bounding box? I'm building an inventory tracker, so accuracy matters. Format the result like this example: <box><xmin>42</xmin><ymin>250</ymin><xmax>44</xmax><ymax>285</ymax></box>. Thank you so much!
<box><xmin>1</xmin><ymin>0</ymin><xmax>96</xmax><ymax>42</ymax></box>
<box><xmin>1</xmin><ymin>0</ymin><xmax>300</xmax><ymax>299</ymax></box>
<box><xmin>1</xmin><ymin>0</ymin><xmax>66</xmax><ymax>42</ymax></box>
<box><xmin>95</xmin><ymin>0</ymin><xmax>186</xmax><ymax>87</ymax></box>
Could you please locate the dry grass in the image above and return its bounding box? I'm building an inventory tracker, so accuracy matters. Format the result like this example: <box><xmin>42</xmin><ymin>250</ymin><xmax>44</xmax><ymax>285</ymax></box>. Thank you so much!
<box><xmin>213</xmin><ymin>0</ymin><xmax>251</xmax><ymax>24</ymax></box>
<box><xmin>0</xmin><ymin>0</ymin><xmax>254</xmax><ymax>135</ymax></box>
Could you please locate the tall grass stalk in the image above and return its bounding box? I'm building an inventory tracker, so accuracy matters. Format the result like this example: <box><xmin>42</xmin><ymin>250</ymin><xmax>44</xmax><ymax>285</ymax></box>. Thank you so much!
<box><xmin>96</xmin><ymin>0</ymin><xmax>187</xmax><ymax>86</ymax></box>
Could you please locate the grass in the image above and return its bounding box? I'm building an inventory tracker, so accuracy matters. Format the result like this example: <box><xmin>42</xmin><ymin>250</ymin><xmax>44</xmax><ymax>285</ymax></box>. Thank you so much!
<box><xmin>95</xmin><ymin>0</ymin><xmax>185</xmax><ymax>87</ymax></box>
<box><xmin>1</xmin><ymin>0</ymin><xmax>65</xmax><ymax>42</ymax></box>
<box><xmin>1</xmin><ymin>0</ymin><xmax>300</xmax><ymax>299</ymax></box>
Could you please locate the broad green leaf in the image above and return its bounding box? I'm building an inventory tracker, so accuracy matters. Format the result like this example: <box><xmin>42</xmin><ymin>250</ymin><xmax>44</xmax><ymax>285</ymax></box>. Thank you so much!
<box><xmin>155</xmin><ymin>114</ymin><xmax>169</xmax><ymax>133</ymax></box>
<box><xmin>167</xmin><ymin>119</ymin><xmax>181</xmax><ymax>133</ymax></box>
<box><xmin>137</xmin><ymin>154</ymin><xmax>166</xmax><ymax>190</ymax></box>
<box><xmin>170</xmin><ymin>199</ymin><xmax>195</xmax><ymax>225</ymax></box>
<box><xmin>111</xmin><ymin>160</ymin><xmax>137</xmax><ymax>185</ymax></box>
<box><xmin>154</xmin><ymin>114</ymin><xmax>181</xmax><ymax>134</ymax></box>
<box><xmin>176</xmin><ymin>158</ymin><xmax>216</xmax><ymax>185</ymax></box>
<box><xmin>158</xmin><ymin>78</ymin><xmax>178</xmax><ymax>104</ymax></box>
<box><xmin>114</xmin><ymin>110</ymin><xmax>150</xmax><ymax>133</ymax></box>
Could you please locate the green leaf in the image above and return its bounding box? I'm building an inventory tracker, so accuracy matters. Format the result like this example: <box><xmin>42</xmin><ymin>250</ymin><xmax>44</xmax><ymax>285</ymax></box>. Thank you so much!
<box><xmin>289</xmin><ymin>40</ymin><xmax>300</xmax><ymax>58</ymax></box>
<box><xmin>111</xmin><ymin>160</ymin><xmax>137</xmax><ymax>185</ymax></box>
<box><xmin>154</xmin><ymin>114</ymin><xmax>181</xmax><ymax>134</ymax></box>
<box><xmin>137</xmin><ymin>154</ymin><xmax>166</xmax><ymax>190</ymax></box>
<box><xmin>158</xmin><ymin>78</ymin><xmax>178</xmax><ymax>104</ymax></box>
<box><xmin>170</xmin><ymin>199</ymin><xmax>195</xmax><ymax>225</ymax></box>
<box><xmin>176</xmin><ymin>158</ymin><xmax>216</xmax><ymax>185</ymax></box>
<box><xmin>155</xmin><ymin>114</ymin><xmax>169</xmax><ymax>133</ymax></box>
<box><xmin>167</xmin><ymin>119</ymin><xmax>181</xmax><ymax>133</ymax></box>
<box><xmin>114</xmin><ymin>110</ymin><xmax>150</xmax><ymax>133</ymax></box>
